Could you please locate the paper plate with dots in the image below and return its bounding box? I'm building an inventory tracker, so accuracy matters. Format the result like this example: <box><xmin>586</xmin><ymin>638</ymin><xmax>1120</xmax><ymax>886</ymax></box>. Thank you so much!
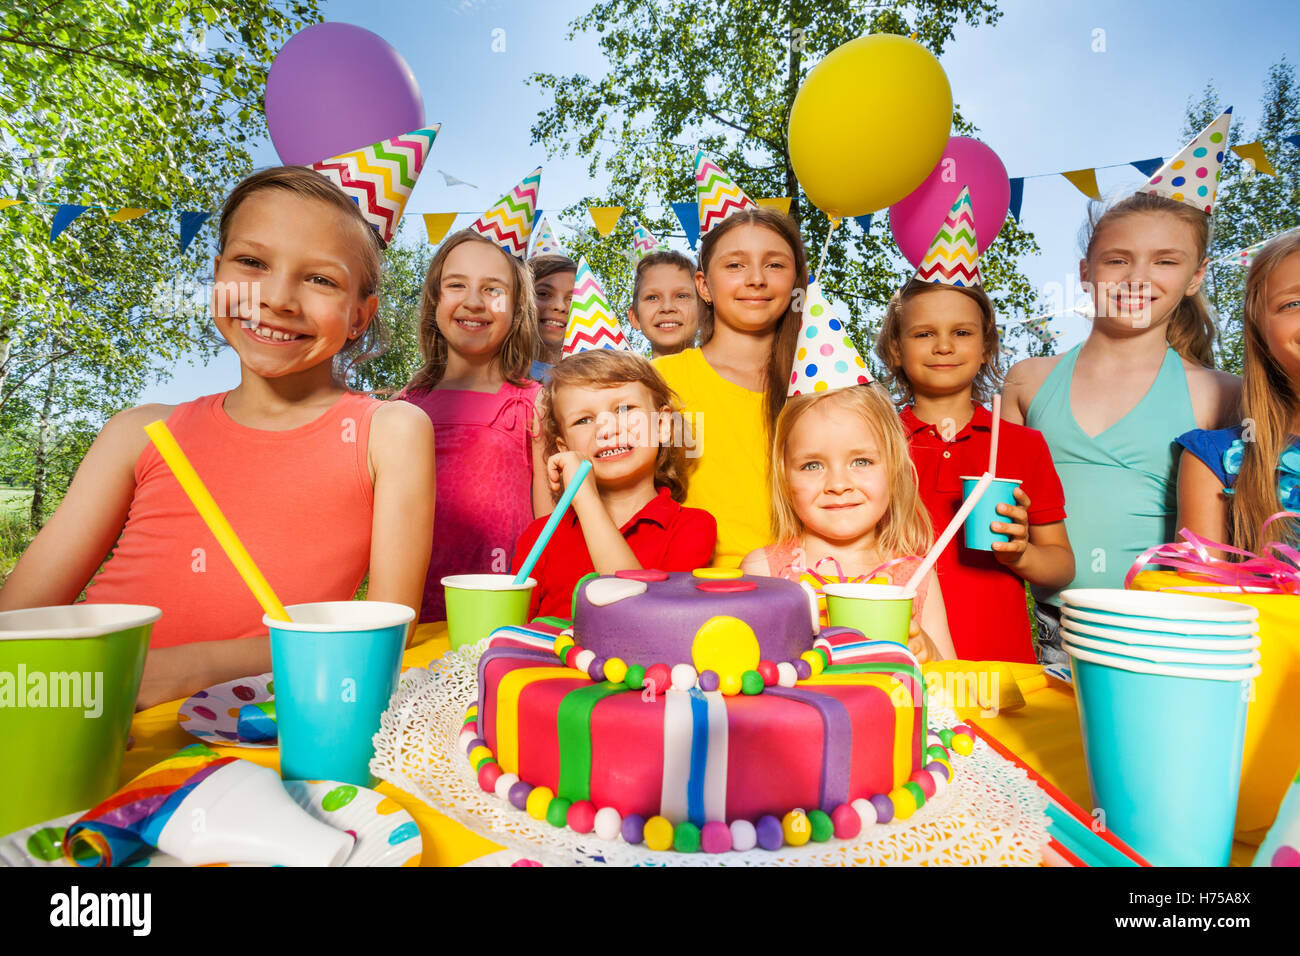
<box><xmin>0</xmin><ymin>780</ymin><xmax>422</xmax><ymax>868</ymax></box>
<box><xmin>178</xmin><ymin>672</ymin><xmax>276</xmax><ymax>748</ymax></box>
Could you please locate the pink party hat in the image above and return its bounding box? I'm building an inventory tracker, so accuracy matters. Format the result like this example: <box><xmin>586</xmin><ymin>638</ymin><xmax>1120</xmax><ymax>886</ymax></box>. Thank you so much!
<box><xmin>469</xmin><ymin>167</ymin><xmax>542</xmax><ymax>258</ymax></box>
<box><xmin>788</xmin><ymin>282</ymin><xmax>873</xmax><ymax>395</ymax></box>
<box><xmin>563</xmin><ymin>257</ymin><xmax>632</xmax><ymax>356</ymax></box>
<box><xmin>1140</xmin><ymin>108</ymin><xmax>1232</xmax><ymax>214</ymax></box>
<box><xmin>310</xmin><ymin>126</ymin><xmax>439</xmax><ymax>246</ymax></box>
<box><xmin>631</xmin><ymin>220</ymin><xmax>667</xmax><ymax>262</ymax></box>
<box><xmin>529</xmin><ymin>215</ymin><xmax>565</xmax><ymax>258</ymax></box>
<box><xmin>915</xmin><ymin>186</ymin><xmax>981</xmax><ymax>287</ymax></box>
<box><xmin>695</xmin><ymin>150</ymin><xmax>755</xmax><ymax>237</ymax></box>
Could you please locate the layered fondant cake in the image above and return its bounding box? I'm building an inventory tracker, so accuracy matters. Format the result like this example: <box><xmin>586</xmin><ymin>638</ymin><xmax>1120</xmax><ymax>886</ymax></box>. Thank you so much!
<box><xmin>460</xmin><ymin>569</ymin><xmax>972</xmax><ymax>853</ymax></box>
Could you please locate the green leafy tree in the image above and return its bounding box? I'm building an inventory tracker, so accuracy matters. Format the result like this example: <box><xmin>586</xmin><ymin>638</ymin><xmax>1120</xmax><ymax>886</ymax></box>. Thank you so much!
<box><xmin>348</xmin><ymin>232</ymin><xmax>433</xmax><ymax>396</ymax></box>
<box><xmin>528</xmin><ymin>0</ymin><xmax>1048</xmax><ymax>377</ymax></box>
<box><xmin>1189</xmin><ymin>61</ymin><xmax>1300</xmax><ymax>374</ymax></box>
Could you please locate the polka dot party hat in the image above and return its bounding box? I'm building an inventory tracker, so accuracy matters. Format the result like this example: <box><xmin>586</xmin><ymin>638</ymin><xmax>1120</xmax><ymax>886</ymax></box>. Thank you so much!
<box><xmin>563</xmin><ymin>256</ymin><xmax>633</xmax><ymax>356</ymax></box>
<box><xmin>1139</xmin><ymin>108</ymin><xmax>1232</xmax><ymax>214</ymax></box>
<box><xmin>788</xmin><ymin>281</ymin><xmax>874</xmax><ymax>396</ymax></box>
<box><xmin>915</xmin><ymin>185</ymin><xmax>980</xmax><ymax>287</ymax></box>
<box><xmin>1253</xmin><ymin>762</ymin><xmax>1300</xmax><ymax>868</ymax></box>
<box><xmin>469</xmin><ymin>166</ymin><xmax>542</xmax><ymax>259</ymax></box>
<box><xmin>529</xmin><ymin>215</ymin><xmax>565</xmax><ymax>259</ymax></box>
<box><xmin>309</xmin><ymin>126</ymin><xmax>439</xmax><ymax>247</ymax></box>
<box><xmin>695</xmin><ymin>150</ymin><xmax>756</xmax><ymax>238</ymax></box>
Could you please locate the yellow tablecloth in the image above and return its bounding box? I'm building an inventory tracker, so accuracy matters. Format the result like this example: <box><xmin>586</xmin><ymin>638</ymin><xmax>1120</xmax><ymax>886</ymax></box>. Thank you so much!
<box><xmin>125</xmin><ymin>632</ymin><xmax>1254</xmax><ymax>866</ymax></box>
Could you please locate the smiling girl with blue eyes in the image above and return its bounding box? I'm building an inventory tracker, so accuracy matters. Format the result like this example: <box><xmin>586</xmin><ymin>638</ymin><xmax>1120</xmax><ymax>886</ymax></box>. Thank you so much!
<box><xmin>740</xmin><ymin>383</ymin><xmax>955</xmax><ymax>663</ymax></box>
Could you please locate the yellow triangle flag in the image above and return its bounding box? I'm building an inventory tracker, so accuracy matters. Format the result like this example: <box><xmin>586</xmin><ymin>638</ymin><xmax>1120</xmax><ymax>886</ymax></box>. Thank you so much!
<box><xmin>0</xmin><ymin>199</ymin><xmax>22</xmax><ymax>210</ymax></box>
<box><xmin>107</xmin><ymin>208</ymin><xmax>148</xmax><ymax>222</ymax></box>
<box><xmin>756</xmin><ymin>197</ymin><xmax>792</xmax><ymax>214</ymax></box>
<box><xmin>1230</xmin><ymin>142</ymin><xmax>1277</xmax><ymax>177</ymax></box>
<box><xmin>589</xmin><ymin>206</ymin><xmax>624</xmax><ymax>237</ymax></box>
<box><xmin>423</xmin><ymin>212</ymin><xmax>458</xmax><ymax>244</ymax></box>
<box><xmin>1061</xmin><ymin>169</ymin><xmax>1101</xmax><ymax>200</ymax></box>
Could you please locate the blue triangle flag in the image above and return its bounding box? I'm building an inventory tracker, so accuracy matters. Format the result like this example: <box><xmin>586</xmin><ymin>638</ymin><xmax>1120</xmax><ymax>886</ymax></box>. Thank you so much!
<box><xmin>1284</xmin><ymin>134</ymin><xmax>1300</xmax><ymax>149</ymax></box>
<box><xmin>1130</xmin><ymin>157</ymin><xmax>1164</xmax><ymax>177</ymax></box>
<box><xmin>853</xmin><ymin>214</ymin><xmax>872</xmax><ymax>233</ymax></box>
<box><xmin>1009</xmin><ymin>178</ymin><xmax>1024</xmax><ymax>223</ymax></box>
<box><xmin>671</xmin><ymin>201</ymin><xmax>700</xmax><ymax>250</ymax></box>
<box><xmin>180</xmin><ymin>211</ymin><xmax>211</xmax><ymax>253</ymax></box>
<box><xmin>50</xmin><ymin>204</ymin><xmax>90</xmax><ymax>240</ymax></box>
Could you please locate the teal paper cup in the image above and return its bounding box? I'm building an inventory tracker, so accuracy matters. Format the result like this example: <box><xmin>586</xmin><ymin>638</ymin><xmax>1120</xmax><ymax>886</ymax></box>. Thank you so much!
<box><xmin>1066</xmin><ymin>640</ymin><xmax>1258</xmax><ymax>866</ymax></box>
<box><xmin>443</xmin><ymin>574</ymin><xmax>536</xmax><ymax>651</ymax></box>
<box><xmin>961</xmin><ymin>476</ymin><xmax>1021</xmax><ymax>550</ymax></box>
<box><xmin>266</xmin><ymin>601</ymin><xmax>414</xmax><ymax>787</ymax></box>
<box><xmin>0</xmin><ymin>604</ymin><xmax>159</xmax><ymax>836</ymax></box>
<box><xmin>823</xmin><ymin>583</ymin><xmax>913</xmax><ymax>645</ymax></box>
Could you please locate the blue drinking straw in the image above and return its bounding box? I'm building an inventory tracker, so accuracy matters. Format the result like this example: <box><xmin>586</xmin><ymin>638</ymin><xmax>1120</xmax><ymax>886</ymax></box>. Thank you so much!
<box><xmin>513</xmin><ymin>459</ymin><xmax>593</xmax><ymax>585</ymax></box>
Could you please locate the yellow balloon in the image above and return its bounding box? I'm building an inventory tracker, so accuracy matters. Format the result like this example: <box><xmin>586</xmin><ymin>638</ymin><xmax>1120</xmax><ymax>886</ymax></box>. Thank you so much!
<box><xmin>789</xmin><ymin>34</ymin><xmax>952</xmax><ymax>218</ymax></box>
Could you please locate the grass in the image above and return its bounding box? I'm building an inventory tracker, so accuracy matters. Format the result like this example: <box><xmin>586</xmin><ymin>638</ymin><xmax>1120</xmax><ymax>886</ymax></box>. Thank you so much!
<box><xmin>0</xmin><ymin>486</ymin><xmax>33</xmax><ymax>518</ymax></box>
<box><xmin>0</xmin><ymin>510</ymin><xmax>37</xmax><ymax>585</ymax></box>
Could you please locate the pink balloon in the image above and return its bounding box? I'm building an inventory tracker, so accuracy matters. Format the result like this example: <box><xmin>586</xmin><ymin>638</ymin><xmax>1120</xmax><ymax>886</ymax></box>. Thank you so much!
<box><xmin>265</xmin><ymin>23</ymin><xmax>424</xmax><ymax>165</ymax></box>
<box><xmin>889</xmin><ymin>137</ymin><xmax>1011</xmax><ymax>270</ymax></box>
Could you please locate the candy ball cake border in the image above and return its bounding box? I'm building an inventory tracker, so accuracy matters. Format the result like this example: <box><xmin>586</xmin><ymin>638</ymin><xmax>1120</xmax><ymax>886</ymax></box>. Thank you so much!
<box><xmin>461</xmin><ymin>616</ymin><xmax>977</xmax><ymax>855</ymax></box>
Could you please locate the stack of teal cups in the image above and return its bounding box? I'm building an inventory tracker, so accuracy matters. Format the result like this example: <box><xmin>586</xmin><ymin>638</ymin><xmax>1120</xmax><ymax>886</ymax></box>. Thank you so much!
<box><xmin>1059</xmin><ymin>588</ymin><xmax>1260</xmax><ymax>866</ymax></box>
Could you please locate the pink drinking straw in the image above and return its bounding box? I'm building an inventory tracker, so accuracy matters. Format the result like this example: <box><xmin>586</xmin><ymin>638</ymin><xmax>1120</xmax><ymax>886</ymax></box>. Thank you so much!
<box><xmin>988</xmin><ymin>393</ymin><xmax>1002</xmax><ymax>477</ymax></box>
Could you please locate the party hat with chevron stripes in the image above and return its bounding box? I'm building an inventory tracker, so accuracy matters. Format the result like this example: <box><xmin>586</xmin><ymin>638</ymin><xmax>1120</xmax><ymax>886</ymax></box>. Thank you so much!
<box><xmin>915</xmin><ymin>186</ymin><xmax>981</xmax><ymax>287</ymax></box>
<box><xmin>1139</xmin><ymin>107</ymin><xmax>1233</xmax><ymax>215</ymax></box>
<box><xmin>309</xmin><ymin>126</ymin><xmax>439</xmax><ymax>246</ymax></box>
<box><xmin>469</xmin><ymin>167</ymin><xmax>542</xmax><ymax>259</ymax></box>
<box><xmin>695</xmin><ymin>150</ymin><xmax>756</xmax><ymax>237</ymax></box>
<box><xmin>528</xmin><ymin>215</ymin><xmax>565</xmax><ymax>258</ymax></box>
<box><xmin>631</xmin><ymin>220</ymin><xmax>667</xmax><ymax>262</ymax></box>
<box><xmin>562</xmin><ymin>257</ymin><xmax>632</xmax><ymax>356</ymax></box>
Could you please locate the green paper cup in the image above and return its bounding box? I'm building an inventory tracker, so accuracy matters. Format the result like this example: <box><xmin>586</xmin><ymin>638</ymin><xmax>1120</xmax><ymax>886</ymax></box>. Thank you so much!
<box><xmin>442</xmin><ymin>574</ymin><xmax>536</xmax><ymax>651</ymax></box>
<box><xmin>823</xmin><ymin>583</ymin><xmax>914</xmax><ymax>645</ymax></box>
<box><xmin>0</xmin><ymin>604</ymin><xmax>159</xmax><ymax>837</ymax></box>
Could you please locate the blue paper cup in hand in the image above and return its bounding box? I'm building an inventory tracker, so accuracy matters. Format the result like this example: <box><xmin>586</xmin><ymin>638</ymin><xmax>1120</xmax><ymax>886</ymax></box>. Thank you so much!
<box><xmin>961</xmin><ymin>476</ymin><xmax>1022</xmax><ymax>550</ymax></box>
<box><xmin>266</xmin><ymin>601</ymin><xmax>414</xmax><ymax>787</ymax></box>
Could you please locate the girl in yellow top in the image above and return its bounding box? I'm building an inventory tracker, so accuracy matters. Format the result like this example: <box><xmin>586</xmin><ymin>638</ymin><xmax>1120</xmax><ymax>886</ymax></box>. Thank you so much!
<box><xmin>653</xmin><ymin>205</ymin><xmax>808</xmax><ymax>567</ymax></box>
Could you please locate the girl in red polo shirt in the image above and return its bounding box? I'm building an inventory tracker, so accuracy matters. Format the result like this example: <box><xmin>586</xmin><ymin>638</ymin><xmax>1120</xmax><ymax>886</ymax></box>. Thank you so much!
<box><xmin>513</xmin><ymin>349</ymin><xmax>717</xmax><ymax>620</ymax></box>
<box><xmin>875</xmin><ymin>276</ymin><xmax>1074</xmax><ymax>663</ymax></box>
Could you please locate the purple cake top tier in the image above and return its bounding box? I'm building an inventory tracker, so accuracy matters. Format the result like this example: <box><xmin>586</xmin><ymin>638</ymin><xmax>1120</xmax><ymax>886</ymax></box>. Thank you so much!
<box><xmin>573</xmin><ymin>571</ymin><xmax>816</xmax><ymax>666</ymax></box>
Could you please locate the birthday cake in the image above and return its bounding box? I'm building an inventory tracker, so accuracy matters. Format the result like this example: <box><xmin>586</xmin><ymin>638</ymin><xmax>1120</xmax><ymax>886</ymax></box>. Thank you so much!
<box><xmin>459</xmin><ymin>569</ymin><xmax>970</xmax><ymax>853</ymax></box>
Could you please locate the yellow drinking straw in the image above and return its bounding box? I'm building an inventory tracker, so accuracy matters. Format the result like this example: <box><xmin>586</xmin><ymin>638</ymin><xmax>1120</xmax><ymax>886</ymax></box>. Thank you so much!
<box><xmin>143</xmin><ymin>420</ymin><xmax>292</xmax><ymax>622</ymax></box>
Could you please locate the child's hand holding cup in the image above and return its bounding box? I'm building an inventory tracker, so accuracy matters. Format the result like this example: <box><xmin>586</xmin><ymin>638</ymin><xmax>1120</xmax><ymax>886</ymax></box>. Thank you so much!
<box><xmin>989</xmin><ymin>486</ymin><xmax>1032</xmax><ymax>568</ymax></box>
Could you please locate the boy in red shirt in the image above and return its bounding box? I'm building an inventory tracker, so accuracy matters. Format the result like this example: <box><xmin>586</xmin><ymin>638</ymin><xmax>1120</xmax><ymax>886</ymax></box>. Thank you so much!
<box><xmin>875</xmin><ymin>277</ymin><xmax>1074</xmax><ymax>663</ymax></box>
<box><xmin>514</xmin><ymin>349</ymin><xmax>716</xmax><ymax>620</ymax></box>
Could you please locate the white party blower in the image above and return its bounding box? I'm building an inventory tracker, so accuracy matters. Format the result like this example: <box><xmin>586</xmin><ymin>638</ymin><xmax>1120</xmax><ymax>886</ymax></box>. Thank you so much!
<box><xmin>156</xmin><ymin>761</ymin><xmax>354</xmax><ymax>867</ymax></box>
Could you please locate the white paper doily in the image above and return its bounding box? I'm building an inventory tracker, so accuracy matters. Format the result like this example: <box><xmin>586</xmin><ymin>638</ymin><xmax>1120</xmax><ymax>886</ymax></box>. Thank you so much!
<box><xmin>372</xmin><ymin>640</ymin><xmax>1049</xmax><ymax>866</ymax></box>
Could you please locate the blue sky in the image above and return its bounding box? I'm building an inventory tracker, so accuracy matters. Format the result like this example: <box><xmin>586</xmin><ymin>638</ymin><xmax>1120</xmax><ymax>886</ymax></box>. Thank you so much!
<box><xmin>139</xmin><ymin>0</ymin><xmax>1300</xmax><ymax>403</ymax></box>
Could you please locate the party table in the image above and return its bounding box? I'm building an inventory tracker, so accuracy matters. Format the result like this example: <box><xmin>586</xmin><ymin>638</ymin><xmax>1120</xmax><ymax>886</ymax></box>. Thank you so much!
<box><xmin>122</xmin><ymin>624</ymin><xmax>1258</xmax><ymax>867</ymax></box>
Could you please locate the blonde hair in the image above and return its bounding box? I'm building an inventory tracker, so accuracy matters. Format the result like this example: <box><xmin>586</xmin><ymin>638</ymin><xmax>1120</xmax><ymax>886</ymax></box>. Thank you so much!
<box><xmin>1082</xmin><ymin>191</ymin><xmax>1217</xmax><ymax>367</ymax></box>
<box><xmin>406</xmin><ymin>230</ymin><xmax>538</xmax><ymax>391</ymax></box>
<box><xmin>217</xmin><ymin>165</ymin><xmax>386</xmax><ymax>386</ymax></box>
<box><xmin>875</xmin><ymin>278</ymin><xmax>1002</xmax><ymax>404</ymax></box>
<box><xmin>697</xmin><ymin>206</ymin><xmax>809</xmax><ymax>441</ymax></box>
<box><xmin>770</xmin><ymin>384</ymin><xmax>933</xmax><ymax>558</ymax></box>
<box><xmin>538</xmin><ymin>349</ymin><xmax>692</xmax><ymax>503</ymax></box>
<box><xmin>1230</xmin><ymin>230</ymin><xmax>1300</xmax><ymax>552</ymax></box>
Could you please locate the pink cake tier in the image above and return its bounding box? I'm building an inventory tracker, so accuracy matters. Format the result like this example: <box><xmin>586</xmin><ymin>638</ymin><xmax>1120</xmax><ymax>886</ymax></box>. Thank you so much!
<box><xmin>463</xmin><ymin>572</ymin><xmax>973</xmax><ymax>853</ymax></box>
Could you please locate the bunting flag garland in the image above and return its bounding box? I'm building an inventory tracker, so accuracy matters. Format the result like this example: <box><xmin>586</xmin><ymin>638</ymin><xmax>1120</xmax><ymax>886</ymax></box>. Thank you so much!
<box><xmin>107</xmin><ymin>207</ymin><xmax>147</xmax><ymax>222</ymax></box>
<box><xmin>437</xmin><ymin>169</ymin><xmax>478</xmax><ymax>188</ymax></box>
<box><xmin>1230</xmin><ymin>141</ymin><xmax>1277</xmax><ymax>177</ymax></box>
<box><xmin>853</xmin><ymin>213</ymin><xmax>873</xmax><ymax>233</ymax></box>
<box><xmin>49</xmin><ymin>204</ymin><xmax>90</xmax><ymax>240</ymax></box>
<box><xmin>422</xmin><ymin>212</ymin><xmax>458</xmax><ymax>244</ymax></box>
<box><xmin>1061</xmin><ymin>168</ymin><xmax>1102</xmax><ymax>201</ymax></box>
<box><xmin>1140</xmin><ymin>108</ymin><xmax>1233</xmax><ymax>213</ymax></box>
<box><xmin>1008</xmin><ymin>178</ymin><xmax>1024</xmax><ymax>222</ymax></box>
<box><xmin>309</xmin><ymin>126</ymin><xmax>439</xmax><ymax>246</ymax></box>
<box><xmin>1130</xmin><ymin>157</ymin><xmax>1165</xmax><ymax>177</ymax></box>
<box><xmin>755</xmin><ymin>197</ymin><xmax>792</xmax><ymax>215</ymax></box>
<box><xmin>671</xmin><ymin>200</ymin><xmax>700</xmax><ymax>250</ymax></box>
<box><xmin>529</xmin><ymin>215</ymin><xmax>565</xmax><ymax>258</ymax></box>
<box><xmin>695</xmin><ymin>150</ymin><xmax>755</xmax><ymax>237</ymax></box>
<box><xmin>178</xmin><ymin>211</ymin><xmax>211</xmax><ymax>253</ymax></box>
<box><xmin>469</xmin><ymin>166</ymin><xmax>541</xmax><ymax>259</ymax></box>
<box><xmin>0</xmin><ymin>199</ymin><xmax>21</xmax><ymax>210</ymax></box>
<box><xmin>562</xmin><ymin>256</ymin><xmax>632</xmax><ymax>356</ymax></box>
<box><xmin>588</xmin><ymin>206</ymin><xmax>625</xmax><ymax>236</ymax></box>
<box><xmin>1287</xmin><ymin>134</ymin><xmax>1300</xmax><ymax>149</ymax></box>
<box><xmin>916</xmin><ymin>186</ymin><xmax>980</xmax><ymax>287</ymax></box>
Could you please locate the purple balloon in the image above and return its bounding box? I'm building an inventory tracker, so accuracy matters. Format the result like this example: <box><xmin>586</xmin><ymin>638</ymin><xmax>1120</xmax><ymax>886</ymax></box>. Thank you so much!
<box><xmin>889</xmin><ymin>137</ymin><xmax>1011</xmax><ymax>270</ymax></box>
<box><xmin>265</xmin><ymin>22</ymin><xmax>425</xmax><ymax>165</ymax></box>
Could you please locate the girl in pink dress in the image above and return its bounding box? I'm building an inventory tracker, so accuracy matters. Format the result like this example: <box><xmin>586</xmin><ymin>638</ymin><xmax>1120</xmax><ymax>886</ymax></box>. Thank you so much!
<box><xmin>401</xmin><ymin>231</ymin><xmax>550</xmax><ymax>621</ymax></box>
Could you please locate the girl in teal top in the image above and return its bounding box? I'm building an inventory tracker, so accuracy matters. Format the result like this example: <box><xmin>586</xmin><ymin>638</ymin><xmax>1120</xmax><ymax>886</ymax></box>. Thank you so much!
<box><xmin>1003</xmin><ymin>191</ymin><xmax>1241</xmax><ymax>662</ymax></box>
